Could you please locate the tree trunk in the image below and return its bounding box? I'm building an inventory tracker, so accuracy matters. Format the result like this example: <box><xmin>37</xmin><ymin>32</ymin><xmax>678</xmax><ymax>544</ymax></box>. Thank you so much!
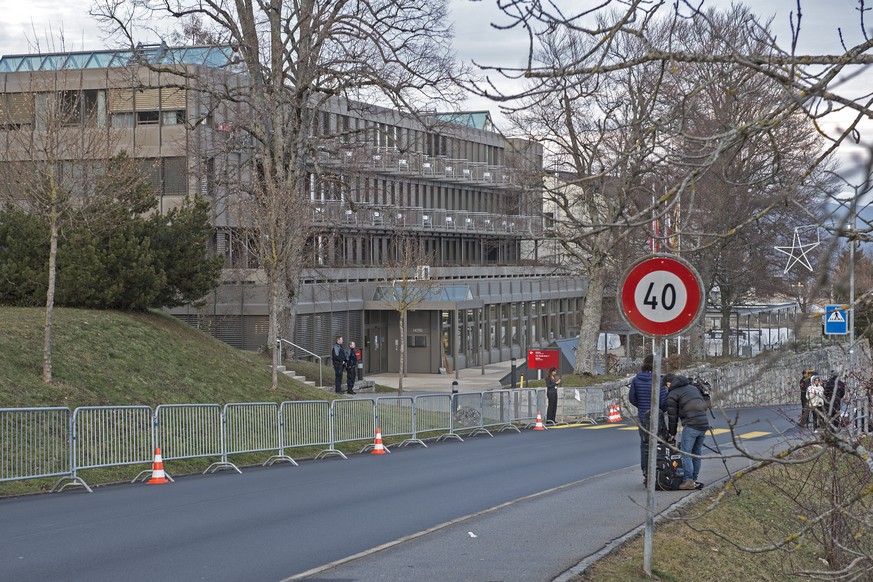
<box><xmin>688</xmin><ymin>319</ymin><xmax>706</xmax><ymax>361</ymax></box>
<box><xmin>574</xmin><ymin>262</ymin><xmax>606</xmax><ymax>375</ymax></box>
<box><xmin>42</xmin><ymin>195</ymin><xmax>58</xmax><ymax>384</ymax></box>
<box><xmin>269</xmin><ymin>273</ymin><xmax>280</xmax><ymax>390</ymax></box>
<box><xmin>398</xmin><ymin>310</ymin><xmax>406</xmax><ymax>394</ymax></box>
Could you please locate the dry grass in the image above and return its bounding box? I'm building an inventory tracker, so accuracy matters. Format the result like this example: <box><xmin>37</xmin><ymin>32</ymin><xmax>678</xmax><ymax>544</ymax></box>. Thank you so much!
<box><xmin>576</xmin><ymin>451</ymin><xmax>873</xmax><ymax>581</ymax></box>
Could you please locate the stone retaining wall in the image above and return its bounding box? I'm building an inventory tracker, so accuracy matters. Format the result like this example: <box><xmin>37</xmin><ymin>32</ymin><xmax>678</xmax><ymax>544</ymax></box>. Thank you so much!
<box><xmin>606</xmin><ymin>341</ymin><xmax>872</xmax><ymax>416</ymax></box>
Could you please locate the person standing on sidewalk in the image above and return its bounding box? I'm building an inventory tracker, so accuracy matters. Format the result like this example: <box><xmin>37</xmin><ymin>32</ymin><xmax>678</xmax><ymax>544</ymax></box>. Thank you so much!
<box><xmin>331</xmin><ymin>336</ymin><xmax>348</xmax><ymax>394</ymax></box>
<box><xmin>627</xmin><ymin>354</ymin><xmax>666</xmax><ymax>487</ymax></box>
<box><xmin>807</xmin><ymin>375</ymin><xmax>825</xmax><ymax>433</ymax></box>
<box><xmin>545</xmin><ymin>367</ymin><xmax>561</xmax><ymax>424</ymax></box>
<box><xmin>665</xmin><ymin>373</ymin><xmax>710</xmax><ymax>490</ymax></box>
<box><xmin>346</xmin><ymin>341</ymin><xmax>358</xmax><ymax>395</ymax></box>
<box><xmin>799</xmin><ymin>369</ymin><xmax>813</xmax><ymax>427</ymax></box>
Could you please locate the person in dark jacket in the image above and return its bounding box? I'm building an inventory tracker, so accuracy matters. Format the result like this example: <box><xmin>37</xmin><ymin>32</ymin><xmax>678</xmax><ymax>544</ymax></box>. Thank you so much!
<box><xmin>331</xmin><ymin>336</ymin><xmax>347</xmax><ymax>394</ymax></box>
<box><xmin>627</xmin><ymin>354</ymin><xmax>667</xmax><ymax>486</ymax></box>
<box><xmin>799</xmin><ymin>369</ymin><xmax>813</xmax><ymax>427</ymax></box>
<box><xmin>824</xmin><ymin>371</ymin><xmax>846</xmax><ymax>429</ymax></box>
<box><xmin>545</xmin><ymin>367</ymin><xmax>561</xmax><ymax>424</ymax></box>
<box><xmin>665</xmin><ymin>373</ymin><xmax>710</xmax><ymax>490</ymax></box>
<box><xmin>345</xmin><ymin>341</ymin><xmax>358</xmax><ymax>395</ymax></box>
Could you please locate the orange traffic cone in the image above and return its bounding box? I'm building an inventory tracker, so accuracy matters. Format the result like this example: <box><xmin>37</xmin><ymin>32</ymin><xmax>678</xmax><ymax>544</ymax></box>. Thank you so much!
<box><xmin>147</xmin><ymin>447</ymin><xmax>169</xmax><ymax>484</ymax></box>
<box><xmin>608</xmin><ymin>404</ymin><xmax>623</xmax><ymax>423</ymax></box>
<box><xmin>533</xmin><ymin>411</ymin><xmax>546</xmax><ymax>431</ymax></box>
<box><xmin>371</xmin><ymin>428</ymin><xmax>387</xmax><ymax>455</ymax></box>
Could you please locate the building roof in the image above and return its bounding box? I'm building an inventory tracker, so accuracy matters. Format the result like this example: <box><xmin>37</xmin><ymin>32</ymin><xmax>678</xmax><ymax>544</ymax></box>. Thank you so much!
<box><xmin>432</xmin><ymin>111</ymin><xmax>495</xmax><ymax>132</ymax></box>
<box><xmin>0</xmin><ymin>44</ymin><xmax>236</xmax><ymax>73</ymax></box>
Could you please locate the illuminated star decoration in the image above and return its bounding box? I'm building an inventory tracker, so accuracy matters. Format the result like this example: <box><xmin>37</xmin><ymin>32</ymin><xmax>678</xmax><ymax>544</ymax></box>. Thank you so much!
<box><xmin>775</xmin><ymin>226</ymin><xmax>820</xmax><ymax>274</ymax></box>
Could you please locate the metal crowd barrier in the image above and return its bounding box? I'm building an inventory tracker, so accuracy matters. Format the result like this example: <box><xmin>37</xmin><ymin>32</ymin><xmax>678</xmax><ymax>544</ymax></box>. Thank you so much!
<box><xmin>509</xmin><ymin>388</ymin><xmax>539</xmax><ymax>426</ymax></box>
<box><xmin>452</xmin><ymin>392</ymin><xmax>491</xmax><ymax>438</ymax></box>
<box><xmin>412</xmin><ymin>394</ymin><xmax>458</xmax><ymax>442</ymax></box>
<box><xmin>154</xmin><ymin>404</ymin><xmax>240</xmax><ymax>475</ymax></box>
<box><xmin>482</xmin><ymin>390</ymin><xmax>520</xmax><ymax>433</ymax></box>
<box><xmin>376</xmin><ymin>397</ymin><xmax>424</xmax><ymax>448</ymax></box>
<box><xmin>280</xmin><ymin>400</ymin><xmax>331</xmax><ymax>462</ymax></box>
<box><xmin>323</xmin><ymin>399</ymin><xmax>377</xmax><ymax>459</ymax></box>
<box><xmin>1</xmin><ymin>387</ymin><xmax>627</xmax><ymax>493</ymax></box>
<box><xmin>62</xmin><ymin>406</ymin><xmax>153</xmax><ymax>492</ymax></box>
<box><xmin>224</xmin><ymin>402</ymin><xmax>295</xmax><ymax>467</ymax></box>
<box><xmin>558</xmin><ymin>387</ymin><xmax>605</xmax><ymax>425</ymax></box>
<box><xmin>1</xmin><ymin>407</ymin><xmax>71</xmax><ymax>489</ymax></box>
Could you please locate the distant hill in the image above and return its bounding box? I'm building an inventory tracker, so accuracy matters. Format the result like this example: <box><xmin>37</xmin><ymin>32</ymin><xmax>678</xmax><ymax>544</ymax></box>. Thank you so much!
<box><xmin>0</xmin><ymin>307</ymin><xmax>327</xmax><ymax>408</ymax></box>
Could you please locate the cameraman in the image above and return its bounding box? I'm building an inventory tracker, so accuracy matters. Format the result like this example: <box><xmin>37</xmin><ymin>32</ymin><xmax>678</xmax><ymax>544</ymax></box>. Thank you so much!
<box><xmin>665</xmin><ymin>373</ymin><xmax>710</xmax><ymax>491</ymax></box>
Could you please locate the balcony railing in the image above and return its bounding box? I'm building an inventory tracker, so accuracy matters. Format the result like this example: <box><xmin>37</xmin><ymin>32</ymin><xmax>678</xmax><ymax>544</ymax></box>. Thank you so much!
<box><xmin>327</xmin><ymin>144</ymin><xmax>519</xmax><ymax>188</ymax></box>
<box><xmin>310</xmin><ymin>200</ymin><xmax>543</xmax><ymax>237</ymax></box>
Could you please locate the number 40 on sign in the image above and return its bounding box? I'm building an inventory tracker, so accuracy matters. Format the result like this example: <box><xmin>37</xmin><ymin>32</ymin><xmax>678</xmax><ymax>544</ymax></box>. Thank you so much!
<box><xmin>619</xmin><ymin>255</ymin><xmax>705</xmax><ymax>337</ymax></box>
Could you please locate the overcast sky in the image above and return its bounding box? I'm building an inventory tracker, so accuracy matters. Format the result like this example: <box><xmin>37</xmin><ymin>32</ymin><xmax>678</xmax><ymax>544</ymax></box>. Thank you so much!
<box><xmin>0</xmin><ymin>1</ymin><xmax>865</xmax><ymax>62</ymax></box>
<box><xmin>0</xmin><ymin>0</ymin><xmax>870</xmax><ymax>181</ymax></box>
<box><xmin>0</xmin><ymin>1</ymin><xmax>867</xmax><ymax>110</ymax></box>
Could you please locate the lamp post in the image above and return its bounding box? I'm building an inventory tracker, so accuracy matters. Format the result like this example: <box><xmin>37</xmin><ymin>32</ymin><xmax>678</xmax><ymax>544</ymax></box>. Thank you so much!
<box><xmin>849</xmin><ymin>219</ymin><xmax>855</xmax><ymax>377</ymax></box>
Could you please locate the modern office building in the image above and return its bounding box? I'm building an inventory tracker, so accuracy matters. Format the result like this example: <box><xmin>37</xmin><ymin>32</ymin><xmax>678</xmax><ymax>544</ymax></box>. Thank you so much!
<box><xmin>0</xmin><ymin>44</ymin><xmax>587</xmax><ymax>374</ymax></box>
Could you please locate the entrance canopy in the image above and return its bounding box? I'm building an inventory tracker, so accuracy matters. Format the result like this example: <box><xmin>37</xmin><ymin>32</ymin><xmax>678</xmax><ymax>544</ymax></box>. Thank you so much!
<box><xmin>368</xmin><ymin>285</ymin><xmax>481</xmax><ymax>310</ymax></box>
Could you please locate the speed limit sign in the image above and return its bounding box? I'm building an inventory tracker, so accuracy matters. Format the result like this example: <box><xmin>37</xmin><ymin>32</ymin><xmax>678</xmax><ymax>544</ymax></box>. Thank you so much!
<box><xmin>619</xmin><ymin>255</ymin><xmax>704</xmax><ymax>337</ymax></box>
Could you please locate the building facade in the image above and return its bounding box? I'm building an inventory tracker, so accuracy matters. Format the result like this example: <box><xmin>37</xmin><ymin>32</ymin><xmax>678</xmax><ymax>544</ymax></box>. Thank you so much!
<box><xmin>0</xmin><ymin>44</ymin><xmax>586</xmax><ymax>374</ymax></box>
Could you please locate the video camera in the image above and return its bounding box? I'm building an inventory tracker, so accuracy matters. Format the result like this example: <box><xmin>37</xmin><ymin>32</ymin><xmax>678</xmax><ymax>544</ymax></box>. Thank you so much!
<box><xmin>692</xmin><ymin>376</ymin><xmax>712</xmax><ymax>408</ymax></box>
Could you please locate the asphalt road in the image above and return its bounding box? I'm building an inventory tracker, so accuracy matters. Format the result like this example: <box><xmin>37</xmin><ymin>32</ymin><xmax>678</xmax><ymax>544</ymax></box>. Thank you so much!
<box><xmin>0</xmin><ymin>405</ymin><xmax>799</xmax><ymax>582</ymax></box>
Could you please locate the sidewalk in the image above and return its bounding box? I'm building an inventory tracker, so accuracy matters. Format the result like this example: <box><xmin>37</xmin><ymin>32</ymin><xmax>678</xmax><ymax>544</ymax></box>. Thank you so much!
<box><xmin>364</xmin><ymin>360</ymin><xmax>520</xmax><ymax>393</ymax></box>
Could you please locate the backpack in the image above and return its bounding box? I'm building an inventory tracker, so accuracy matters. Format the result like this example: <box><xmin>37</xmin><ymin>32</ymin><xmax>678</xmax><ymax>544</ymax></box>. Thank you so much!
<box><xmin>654</xmin><ymin>448</ymin><xmax>684</xmax><ymax>491</ymax></box>
<box><xmin>641</xmin><ymin>410</ymin><xmax>684</xmax><ymax>491</ymax></box>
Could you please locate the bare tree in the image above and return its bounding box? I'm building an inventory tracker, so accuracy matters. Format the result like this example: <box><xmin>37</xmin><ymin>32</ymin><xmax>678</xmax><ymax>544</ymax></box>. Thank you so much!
<box><xmin>498</xmin><ymin>3</ymin><xmax>839</xmax><ymax>371</ymax></box>
<box><xmin>373</xmin><ymin>233</ymin><xmax>438</xmax><ymax>393</ymax></box>
<box><xmin>93</xmin><ymin>0</ymin><xmax>464</xmax><ymax>388</ymax></box>
<box><xmin>0</xmin><ymin>75</ymin><xmax>152</xmax><ymax>383</ymax></box>
<box><xmin>478</xmin><ymin>1</ymin><xmax>873</xmax><ymax>577</ymax></box>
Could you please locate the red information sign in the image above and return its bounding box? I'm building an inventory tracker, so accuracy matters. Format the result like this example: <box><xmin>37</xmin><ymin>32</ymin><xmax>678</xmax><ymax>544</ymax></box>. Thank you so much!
<box><xmin>527</xmin><ymin>349</ymin><xmax>560</xmax><ymax>370</ymax></box>
<box><xmin>619</xmin><ymin>255</ymin><xmax>704</xmax><ymax>337</ymax></box>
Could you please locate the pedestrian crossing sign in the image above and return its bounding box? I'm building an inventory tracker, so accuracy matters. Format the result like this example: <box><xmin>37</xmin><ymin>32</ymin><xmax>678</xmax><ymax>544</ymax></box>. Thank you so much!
<box><xmin>824</xmin><ymin>304</ymin><xmax>848</xmax><ymax>335</ymax></box>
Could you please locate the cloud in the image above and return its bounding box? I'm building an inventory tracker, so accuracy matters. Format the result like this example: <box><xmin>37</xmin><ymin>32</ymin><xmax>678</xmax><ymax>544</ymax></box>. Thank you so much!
<box><xmin>0</xmin><ymin>0</ymin><xmax>105</xmax><ymax>56</ymax></box>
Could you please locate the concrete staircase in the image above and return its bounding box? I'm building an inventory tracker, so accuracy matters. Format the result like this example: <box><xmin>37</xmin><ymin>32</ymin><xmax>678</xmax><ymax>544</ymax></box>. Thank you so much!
<box><xmin>273</xmin><ymin>366</ymin><xmax>377</xmax><ymax>394</ymax></box>
<box><xmin>275</xmin><ymin>365</ymin><xmax>317</xmax><ymax>387</ymax></box>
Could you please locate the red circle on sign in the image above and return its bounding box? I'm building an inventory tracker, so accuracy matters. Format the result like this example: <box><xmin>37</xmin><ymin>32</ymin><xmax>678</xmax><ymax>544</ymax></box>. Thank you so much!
<box><xmin>620</xmin><ymin>255</ymin><xmax>703</xmax><ymax>336</ymax></box>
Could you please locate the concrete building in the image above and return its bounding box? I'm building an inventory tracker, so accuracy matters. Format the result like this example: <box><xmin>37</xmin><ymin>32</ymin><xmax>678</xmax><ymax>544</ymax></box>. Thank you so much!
<box><xmin>0</xmin><ymin>44</ymin><xmax>587</xmax><ymax>374</ymax></box>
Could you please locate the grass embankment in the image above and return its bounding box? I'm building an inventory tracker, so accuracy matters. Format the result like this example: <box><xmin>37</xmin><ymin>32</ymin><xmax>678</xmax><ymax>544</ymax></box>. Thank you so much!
<box><xmin>0</xmin><ymin>306</ymin><xmax>334</xmax><ymax>408</ymax></box>
<box><xmin>576</xmin><ymin>446</ymin><xmax>873</xmax><ymax>581</ymax></box>
<box><xmin>0</xmin><ymin>307</ymin><xmax>368</xmax><ymax>495</ymax></box>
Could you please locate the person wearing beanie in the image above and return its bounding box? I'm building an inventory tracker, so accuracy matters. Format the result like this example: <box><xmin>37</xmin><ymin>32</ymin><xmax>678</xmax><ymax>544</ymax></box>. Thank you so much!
<box><xmin>666</xmin><ymin>373</ymin><xmax>710</xmax><ymax>490</ymax></box>
<box><xmin>628</xmin><ymin>354</ymin><xmax>667</xmax><ymax>487</ymax></box>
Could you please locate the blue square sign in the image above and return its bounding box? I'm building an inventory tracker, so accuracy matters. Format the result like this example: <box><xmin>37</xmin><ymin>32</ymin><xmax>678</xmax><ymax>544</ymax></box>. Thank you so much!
<box><xmin>824</xmin><ymin>304</ymin><xmax>848</xmax><ymax>335</ymax></box>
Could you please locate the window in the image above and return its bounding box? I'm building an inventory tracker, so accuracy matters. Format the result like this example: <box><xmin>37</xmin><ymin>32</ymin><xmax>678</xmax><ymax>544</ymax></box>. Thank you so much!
<box><xmin>111</xmin><ymin>112</ymin><xmax>134</xmax><ymax>128</ymax></box>
<box><xmin>59</xmin><ymin>91</ymin><xmax>81</xmax><ymax>125</ymax></box>
<box><xmin>139</xmin><ymin>157</ymin><xmax>188</xmax><ymax>196</ymax></box>
<box><xmin>136</xmin><ymin>111</ymin><xmax>159</xmax><ymax>125</ymax></box>
<box><xmin>162</xmin><ymin>110</ymin><xmax>186</xmax><ymax>125</ymax></box>
<box><xmin>544</xmin><ymin>212</ymin><xmax>555</xmax><ymax>229</ymax></box>
<box><xmin>407</xmin><ymin>335</ymin><xmax>427</xmax><ymax>348</ymax></box>
<box><xmin>0</xmin><ymin>93</ymin><xmax>33</xmax><ymax>129</ymax></box>
<box><xmin>163</xmin><ymin>157</ymin><xmax>187</xmax><ymax>195</ymax></box>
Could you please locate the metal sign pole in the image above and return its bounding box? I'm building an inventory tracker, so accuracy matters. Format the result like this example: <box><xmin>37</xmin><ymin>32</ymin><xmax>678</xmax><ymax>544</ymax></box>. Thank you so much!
<box><xmin>619</xmin><ymin>254</ymin><xmax>704</xmax><ymax>578</ymax></box>
<box><xmin>643</xmin><ymin>337</ymin><xmax>662</xmax><ymax>576</ymax></box>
